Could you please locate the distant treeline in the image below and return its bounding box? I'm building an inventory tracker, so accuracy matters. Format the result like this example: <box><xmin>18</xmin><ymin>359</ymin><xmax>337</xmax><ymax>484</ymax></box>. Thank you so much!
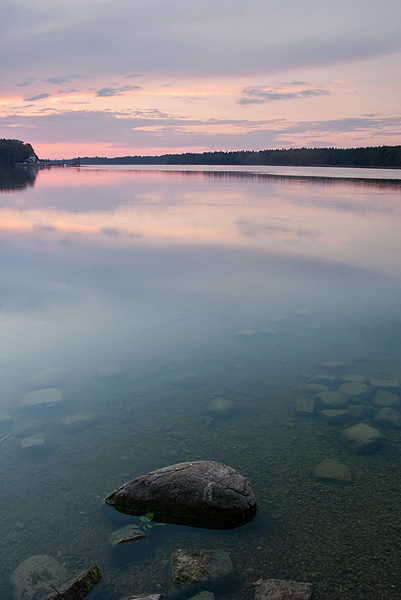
<box><xmin>80</xmin><ymin>145</ymin><xmax>401</xmax><ymax>168</ymax></box>
<box><xmin>0</xmin><ymin>139</ymin><xmax>37</xmax><ymax>167</ymax></box>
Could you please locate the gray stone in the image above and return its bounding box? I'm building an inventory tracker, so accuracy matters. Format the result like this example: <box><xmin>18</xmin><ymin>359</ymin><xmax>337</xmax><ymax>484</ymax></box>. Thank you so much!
<box><xmin>58</xmin><ymin>413</ymin><xmax>95</xmax><ymax>432</ymax></box>
<box><xmin>10</xmin><ymin>555</ymin><xmax>71</xmax><ymax>600</ymax></box>
<box><xmin>110</xmin><ymin>525</ymin><xmax>146</xmax><ymax>547</ymax></box>
<box><xmin>347</xmin><ymin>405</ymin><xmax>376</xmax><ymax>420</ymax></box>
<box><xmin>207</xmin><ymin>398</ymin><xmax>235</xmax><ymax>417</ymax></box>
<box><xmin>370</xmin><ymin>379</ymin><xmax>400</xmax><ymax>393</ymax></box>
<box><xmin>337</xmin><ymin>382</ymin><xmax>372</xmax><ymax>403</ymax></box>
<box><xmin>314</xmin><ymin>458</ymin><xmax>352</xmax><ymax>482</ymax></box>
<box><xmin>28</xmin><ymin>368</ymin><xmax>64</xmax><ymax>388</ymax></box>
<box><xmin>171</xmin><ymin>549</ymin><xmax>232</xmax><ymax>591</ymax></box>
<box><xmin>105</xmin><ymin>461</ymin><xmax>258</xmax><ymax>529</ymax></box>
<box><xmin>295</xmin><ymin>398</ymin><xmax>315</xmax><ymax>416</ymax></box>
<box><xmin>341</xmin><ymin>423</ymin><xmax>382</xmax><ymax>453</ymax></box>
<box><xmin>320</xmin><ymin>409</ymin><xmax>349</xmax><ymax>424</ymax></box>
<box><xmin>253</xmin><ymin>579</ymin><xmax>314</xmax><ymax>600</ymax></box>
<box><xmin>21</xmin><ymin>434</ymin><xmax>45</xmax><ymax>449</ymax></box>
<box><xmin>315</xmin><ymin>391</ymin><xmax>348</xmax><ymax>408</ymax></box>
<box><xmin>374</xmin><ymin>407</ymin><xmax>401</xmax><ymax>429</ymax></box>
<box><xmin>341</xmin><ymin>373</ymin><xmax>368</xmax><ymax>384</ymax></box>
<box><xmin>373</xmin><ymin>390</ymin><xmax>400</xmax><ymax>408</ymax></box>
<box><xmin>20</xmin><ymin>388</ymin><xmax>63</xmax><ymax>409</ymax></box>
<box><xmin>41</xmin><ymin>565</ymin><xmax>102</xmax><ymax>600</ymax></box>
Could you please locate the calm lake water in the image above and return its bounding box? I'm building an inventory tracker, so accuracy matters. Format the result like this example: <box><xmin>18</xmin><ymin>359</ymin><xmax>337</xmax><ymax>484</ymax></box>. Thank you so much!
<box><xmin>1</xmin><ymin>164</ymin><xmax>401</xmax><ymax>600</ymax></box>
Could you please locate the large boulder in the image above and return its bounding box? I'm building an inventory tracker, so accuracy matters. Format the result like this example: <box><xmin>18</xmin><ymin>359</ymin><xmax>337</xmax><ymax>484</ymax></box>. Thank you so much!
<box><xmin>105</xmin><ymin>461</ymin><xmax>258</xmax><ymax>529</ymax></box>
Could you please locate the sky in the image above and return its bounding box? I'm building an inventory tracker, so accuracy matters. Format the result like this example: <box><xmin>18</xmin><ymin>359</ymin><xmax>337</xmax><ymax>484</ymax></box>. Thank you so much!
<box><xmin>1</xmin><ymin>0</ymin><xmax>400</xmax><ymax>159</ymax></box>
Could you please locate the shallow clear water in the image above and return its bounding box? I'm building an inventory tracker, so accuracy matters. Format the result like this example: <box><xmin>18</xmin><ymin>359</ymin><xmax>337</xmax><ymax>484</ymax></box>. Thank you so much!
<box><xmin>0</xmin><ymin>165</ymin><xmax>401</xmax><ymax>600</ymax></box>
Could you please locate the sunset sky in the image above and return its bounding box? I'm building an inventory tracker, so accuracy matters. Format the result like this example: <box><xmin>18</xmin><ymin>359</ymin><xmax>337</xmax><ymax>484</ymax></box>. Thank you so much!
<box><xmin>1</xmin><ymin>0</ymin><xmax>400</xmax><ymax>159</ymax></box>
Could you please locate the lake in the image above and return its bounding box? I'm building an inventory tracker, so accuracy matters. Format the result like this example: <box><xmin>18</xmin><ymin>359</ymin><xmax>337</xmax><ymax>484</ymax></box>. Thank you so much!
<box><xmin>1</xmin><ymin>164</ymin><xmax>401</xmax><ymax>600</ymax></box>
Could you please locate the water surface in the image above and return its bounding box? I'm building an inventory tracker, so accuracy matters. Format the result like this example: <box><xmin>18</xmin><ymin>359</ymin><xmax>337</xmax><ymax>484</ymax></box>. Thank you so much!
<box><xmin>0</xmin><ymin>165</ymin><xmax>400</xmax><ymax>600</ymax></box>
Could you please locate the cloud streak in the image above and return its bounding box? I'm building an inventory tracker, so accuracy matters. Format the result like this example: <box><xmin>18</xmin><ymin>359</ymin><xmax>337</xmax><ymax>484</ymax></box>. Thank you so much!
<box><xmin>1</xmin><ymin>0</ymin><xmax>400</xmax><ymax>156</ymax></box>
<box><xmin>238</xmin><ymin>86</ymin><xmax>331</xmax><ymax>105</ymax></box>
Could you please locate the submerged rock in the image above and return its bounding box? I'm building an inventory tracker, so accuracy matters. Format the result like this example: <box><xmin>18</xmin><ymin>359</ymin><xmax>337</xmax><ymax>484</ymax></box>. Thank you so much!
<box><xmin>337</xmin><ymin>382</ymin><xmax>372</xmax><ymax>403</ymax></box>
<box><xmin>373</xmin><ymin>390</ymin><xmax>400</xmax><ymax>408</ymax></box>
<box><xmin>207</xmin><ymin>398</ymin><xmax>235</xmax><ymax>417</ymax></box>
<box><xmin>171</xmin><ymin>549</ymin><xmax>232</xmax><ymax>593</ymax></box>
<box><xmin>10</xmin><ymin>555</ymin><xmax>71</xmax><ymax>600</ymax></box>
<box><xmin>253</xmin><ymin>579</ymin><xmax>313</xmax><ymax>600</ymax></box>
<box><xmin>314</xmin><ymin>458</ymin><xmax>352</xmax><ymax>482</ymax></box>
<box><xmin>320</xmin><ymin>409</ymin><xmax>349</xmax><ymax>424</ymax></box>
<box><xmin>28</xmin><ymin>368</ymin><xmax>65</xmax><ymax>388</ymax></box>
<box><xmin>370</xmin><ymin>379</ymin><xmax>400</xmax><ymax>393</ymax></box>
<box><xmin>41</xmin><ymin>565</ymin><xmax>102</xmax><ymax>600</ymax></box>
<box><xmin>295</xmin><ymin>398</ymin><xmax>315</xmax><ymax>417</ymax></box>
<box><xmin>341</xmin><ymin>423</ymin><xmax>382</xmax><ymax>453</ymax></box>
<box><xmin>340</xmin><ymin>373</ymin><xmax>368</xmax><ymax>384</ymax></box>
<box><xmin>58</xmin><ymin>413</ymin><xmax>95</xmax><ymax>432</ymax></box>
<box><xmin>105</xmin><ymin>461</ymin><xmax>258</xmax><ymax>529</ymax></box>
<box><xmin>20</xmin><ymin>388</ymin><xmax>63</xmax><ymax>409</ymax></box>
<box><xmin>315</xmin><ymin>391</ymin><xmax>348</xmax><ymax>408</ymax></box>
<box><xmin>110</xmin><ymin>525</ymin><xmax>146</xmax><ymax>547</ymax></box>
<box><xmin>374</xmin><ymin>407</ymin><xmax>401</xmax><ymax>429</ymax></box>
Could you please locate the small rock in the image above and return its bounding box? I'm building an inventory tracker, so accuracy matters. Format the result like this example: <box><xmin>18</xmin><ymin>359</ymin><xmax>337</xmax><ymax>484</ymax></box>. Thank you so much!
<box><xmin>171</xmin><ymin>549</ymin><xmax>232</xmax><ymax>591</ymax></box>
<box><xmin>373</xmin><ymin>390</ymin><xmax>400</xmax><ymax>408</ymax></box>
<box><xmin>320</xmin><ymin>409</ymin><xmax>350</xmax><ymax>424</ymax></box>
<box><xmin>341</xmin><ymin>423</ymin><xmax>382</xmax><ymax>454</ymax></box>
<box><xmin>337</xmin><ymin>383</ymin><xmax>372</xmax><ymax>403</ymax></box>
<box><xmin>28</xmin><ymin>368</ymin><xmax>65</xmax><ymax>388</ymax></box>
<box><xmin>347</xmin><ymin>405</ymin><xmax>376</xmax><ymax>420</ymax></box>
<box><xmin>207</xmin><ymin>398</ymin><xmax>235</xmax><ymax>417</ymax></box>
<box><xmin>58</xmin><ymin>413</ymin><xmax>95</xmax><ymax>432</ymax></box>
<box><xmin>374</xmin><ymin>407</ymin><xmax>401</xmax><ymax>429</ymax></box>
<box><xmin>110</xmin><ymin>525</ymin><xmax>146</xmax><ymax>547</ymax></box>
<box><xmin>21</xmin><ymin>434</ymin><xmax>45</xmax><ymax>449</ymax></box>
<box><xmin>340</xmin><ymin>373</ymin><xmax>368</xmax><ymax>384</ymax></box>
<box><xmin>370</xmin><ymin>379</ymin><xmax>400</xmax><ymax>393</ymax></box>
<box><xmin>10</xmin><ymin>555</ymin><xmax>71</xmax><ymax>600</ymax></box>
<box><xmin>295</xmin><ymin>398</ymin><xmax>315</xmax><ymax>416</ymax></box>
<box><xmin>314</xmin><ymin>458</ymin><xmax>352</xmax><ymax>482</ymax></box>
<box><xmin>315</xmin><ymin>391</ymin><xmax>348</xmax><ymax>408</ymax></box>
<box><xmin>41</xmin><ymin>565</ymin><xmax>102</xmax><ymax>600</ymax></box>
<box><xmin>253</xmin><ymin>579</ymin><xmax>313</xmax><ymax>600</ymax></box>
<box><xmin>20</xmin><ymin>388</ymin><xmax>63</xmax><ymax>409</ymax></box>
